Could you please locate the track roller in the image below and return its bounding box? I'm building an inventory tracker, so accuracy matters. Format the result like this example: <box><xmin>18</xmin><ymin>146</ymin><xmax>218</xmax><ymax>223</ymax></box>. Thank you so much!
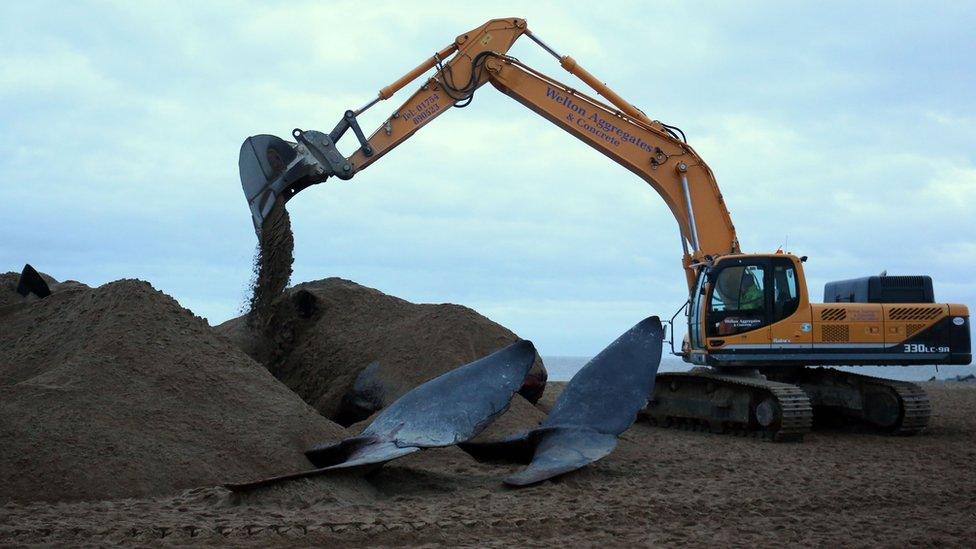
<box><xmin>779</xmin><ymin>367</ymin><xmax>931</xmax><ymax>435</ymax></box>
<box><xmin>642</xmin><ymin>369</ymin><xmax>812</xmax><ymax>442</ymax></box>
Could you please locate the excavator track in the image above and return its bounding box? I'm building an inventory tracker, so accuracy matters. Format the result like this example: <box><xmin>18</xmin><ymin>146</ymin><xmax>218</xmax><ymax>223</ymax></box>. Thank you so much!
<box><xmin>890</xmin><ymin>382</ymin><xmax>931</xmax><ymax>435</ymax></box>
<box><xmin>642</xmin><ymin>369</ymin><xmax>813</xmax><ymax>442</ymax></box>
<box><xmin>782</xmin><ymin>368</ymin><xmax>931</xmax><ymax>436</ymax></box>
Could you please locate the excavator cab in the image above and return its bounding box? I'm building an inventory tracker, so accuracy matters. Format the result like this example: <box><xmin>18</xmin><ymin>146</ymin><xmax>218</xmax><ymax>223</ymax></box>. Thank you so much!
<box><xmin>687</xmin><ymin>253</ymin><xmax>807</xmax><ymax>365</ymax></box>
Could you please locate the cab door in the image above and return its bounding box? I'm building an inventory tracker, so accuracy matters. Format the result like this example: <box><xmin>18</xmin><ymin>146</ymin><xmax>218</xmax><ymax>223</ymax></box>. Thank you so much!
<box><xmin>688</xmin><ymin>270</ymin><xmax>707</xmax><ymax>350</ymax></box>
<box><xmin>767</xmin><ymin>257</ymin><xmax>812</xmax><ymax>349</ymax></box>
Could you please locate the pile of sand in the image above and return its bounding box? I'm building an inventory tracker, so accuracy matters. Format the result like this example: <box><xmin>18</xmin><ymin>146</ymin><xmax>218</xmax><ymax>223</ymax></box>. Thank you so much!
<box><xmin>233</xmin><ymin>197</ymin><xmax>547</xmax><ymax>430</ymax></box>
<box><xmin>218</xmin><ymin>278</ymin><xmax>548</xmax><ymax>426</ymax></box>
<box><xmin>0</xmin><ymin>276</ymin><xmax>351</xmax><ymax>503</ymax></box>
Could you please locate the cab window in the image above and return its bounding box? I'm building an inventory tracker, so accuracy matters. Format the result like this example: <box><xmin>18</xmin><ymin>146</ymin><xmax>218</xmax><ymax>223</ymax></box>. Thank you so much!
<box><xmin>689</xmin><ymin>270</ymin><xmax>707</xmax><ymax>349</ymax></box>
<box><xmin>772</xmin><ymin>261</ymin><xmax>799</xmax><ymax>322</ymax></box>
<box><xmin>710</xmin><ymin>265</ymin><xmax>765</xmax><ymax>312</ymax></box>
<box><xmin>707</xmin><ymin>264</ymin><xmax>766</xmax><ymax>336</ymax></box>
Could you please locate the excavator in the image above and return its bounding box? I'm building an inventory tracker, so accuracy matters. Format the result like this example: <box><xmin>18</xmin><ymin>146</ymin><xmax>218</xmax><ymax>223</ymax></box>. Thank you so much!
<box><xmin>239</xmin><ymin>18</ymin><xmax>971</xmax><ymax>442</ymax></box>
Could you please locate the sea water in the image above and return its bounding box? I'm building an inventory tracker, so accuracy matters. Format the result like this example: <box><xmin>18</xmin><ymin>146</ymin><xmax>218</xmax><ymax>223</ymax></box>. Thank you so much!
<box><xmin>542</xmin><ymin>355</ymin><xmax>973</xmax><ymax>382</ymax></box>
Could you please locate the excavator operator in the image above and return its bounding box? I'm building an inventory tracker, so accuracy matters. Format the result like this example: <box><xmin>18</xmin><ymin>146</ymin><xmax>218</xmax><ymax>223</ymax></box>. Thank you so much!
<box><xmin>740</xmin><ymin>274</ymin><xmax>763</xmax><ymax>311</ymax></box>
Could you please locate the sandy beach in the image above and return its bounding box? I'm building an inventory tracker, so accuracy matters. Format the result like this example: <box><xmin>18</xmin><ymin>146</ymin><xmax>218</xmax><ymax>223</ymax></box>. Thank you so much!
<box><xmin>2</xmin><ymin>381</ymin><xmax>974</xmax><ymax>547</ymax></box>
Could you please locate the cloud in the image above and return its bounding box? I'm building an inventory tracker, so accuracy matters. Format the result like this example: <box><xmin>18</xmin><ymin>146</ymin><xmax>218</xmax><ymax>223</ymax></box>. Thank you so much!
<box><xmin>0</xmin><ymin>48</ymin><xmax>113</xmax><ymax>94</ymax></box>
<box><xmin>924</xmin><ymin>165</ymin><xmax>976</xmax><ymax>210</ymax></box>
<box><xmin>0</xmin><ymin>1</ymin><xmax>973</xmax><ymax>355</ymax></box>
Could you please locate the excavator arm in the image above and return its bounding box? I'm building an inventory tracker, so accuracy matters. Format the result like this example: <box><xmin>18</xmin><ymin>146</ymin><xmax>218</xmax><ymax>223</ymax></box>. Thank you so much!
<box><xmin>239</xmin><ymin>17</ymin><xmax>739</xmax><ymax>291</ymax></box>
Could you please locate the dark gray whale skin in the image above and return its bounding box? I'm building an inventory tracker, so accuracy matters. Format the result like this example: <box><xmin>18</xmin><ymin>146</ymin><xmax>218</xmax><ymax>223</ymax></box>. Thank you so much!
<box><xmin>225</xmin><ymin>340</ymin><xmax>537</xmax><ymax>492</ymax></box>
<box><xmin>462</xmin><ymin>316</ymin><xmax>664</xmax><ymax>486</ymax></box>
<box><xmin>16</xmin><ymin>264</ymin><xmax>51</xmax><ymax>298</ymax></box>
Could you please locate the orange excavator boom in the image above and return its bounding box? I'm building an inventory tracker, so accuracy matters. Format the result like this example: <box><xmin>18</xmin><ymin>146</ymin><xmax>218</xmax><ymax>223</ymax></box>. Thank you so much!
<box><xmin>238</xmin><ymin>17</ymin><xmax>739</xmax><ymax>291</ymax></box>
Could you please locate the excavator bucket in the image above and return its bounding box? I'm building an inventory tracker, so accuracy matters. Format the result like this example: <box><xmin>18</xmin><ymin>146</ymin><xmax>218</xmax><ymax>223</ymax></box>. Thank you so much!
<box><xmin>225</xmin><ymin>340</ymin><xmax>537</xmax><ymax>492</ymax></box>
<box><xmin>239</xmin><ymin>127</ymin><xmax>354</xmax><ymax>234</ymax></box>
<box><xmin>462</xmin><ymin>316</ymin><xmax>664</xmax><ymax>486</ymax></box>
<box><xmin>16</xmin><ymin>264</ymin><xmax>51</xmax><ymax>299</ymax></box>
<box><xmin>239</xmin><ymin>134</ymin><xmax>303</xmax><ymax>234</ymax></box>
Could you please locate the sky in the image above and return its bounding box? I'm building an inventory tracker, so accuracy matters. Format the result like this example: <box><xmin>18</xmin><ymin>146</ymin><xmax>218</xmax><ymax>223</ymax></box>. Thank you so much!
<box><xmin>1</xmin><ymin>1</ymin><xmax>974</xmax><ymax>357</ymax></box>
